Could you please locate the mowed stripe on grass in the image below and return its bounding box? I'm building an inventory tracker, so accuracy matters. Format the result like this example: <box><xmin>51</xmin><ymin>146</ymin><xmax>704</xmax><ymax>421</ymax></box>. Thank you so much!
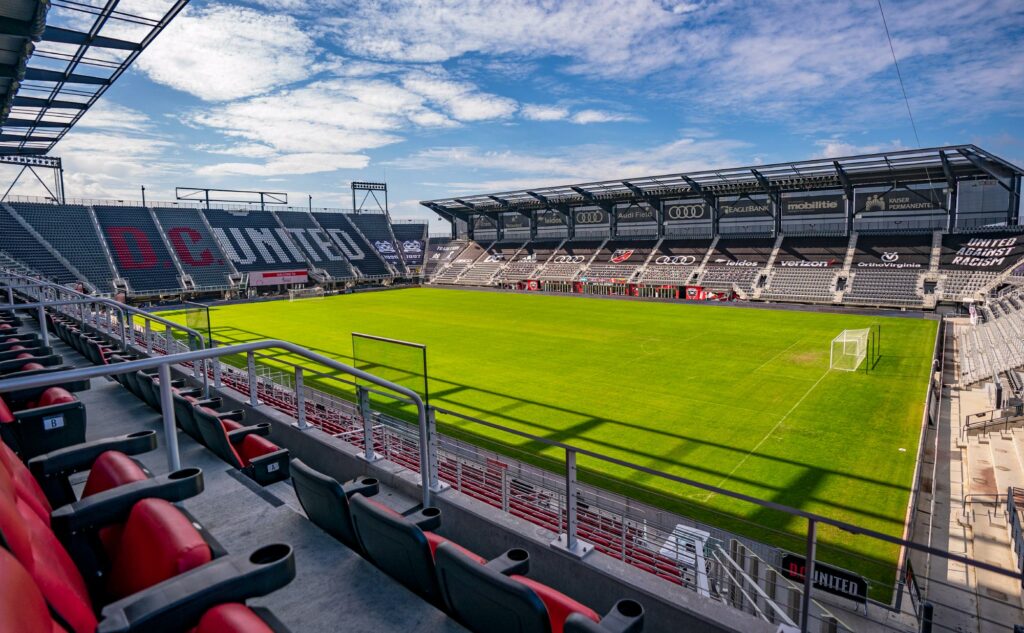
<box><xmin>162</xmin><ymin>288</ymin><xmax>936</xmax><ymax>587</ymax></box>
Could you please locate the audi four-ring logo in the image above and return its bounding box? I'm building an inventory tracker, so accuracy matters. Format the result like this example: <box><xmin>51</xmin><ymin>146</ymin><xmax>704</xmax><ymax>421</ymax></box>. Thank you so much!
<box><xmin>575</xmin><ymin>211</ymin><xmax>606</xmax><ymax>224</ymax></box>
<box><xmin>666</xmin><ymin>204</ymin><xmax>705</xmax><ymax>220</ymax></box>
<box><xmin>654</xmin><ymin>255</ymin><xmax>697</xmax><ymax>265</ymax></box>
<box><xmin>553</xmin><ymin>255</ymin><xmax>586</xmax><ymax>263</ymax></box>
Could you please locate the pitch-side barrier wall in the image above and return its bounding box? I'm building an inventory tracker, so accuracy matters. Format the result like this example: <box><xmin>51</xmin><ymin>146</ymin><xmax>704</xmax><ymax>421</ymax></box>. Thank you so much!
<box><xmin>4</xmin><ymin>274</ymin><xmax>1021</xmax><ymax>633</ymax></box>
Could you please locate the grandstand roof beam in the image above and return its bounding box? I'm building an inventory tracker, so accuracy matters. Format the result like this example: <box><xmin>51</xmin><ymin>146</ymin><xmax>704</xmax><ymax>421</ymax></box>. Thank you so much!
<box><xmin>938</xmin><ymin>150</ymin><xmax>957</xmax><ymax>190</ymax></box>
<box><xmin>957</xmin><ymin>147</ymin><xmax>1015</xmax><ymax>192</ymax></box>
<box><xmin>0</xmin><ymin>16</ymin><xmax>36</xmax><ymax>38</ymax></box>
<box><xmin>453</xmin><ymin>198</ymin><xmax>478</xmax><ymax>211</ymax></box>
<box><xmin>570</xmin><ymin>186</ymin><xmax>596</xmax><ymax>201</ymax></box>
<box><xmin>487</xmin><ymin>195</ymin><xmax>509</xmax><ymax>208</ymax></box>
<box><xmin>526</xmin><ymin>191</ymin><xmax>548</xmax><ymax>205</ymax></box>
<box><xmin>40</xmin><ymin>26</ymin><xmax>141</xmax><ymax>51</ymax></box>
<box><xmin>2</xmin><ymin>118</ymin><xmax>69</xmax><ymax>128</ymax></box>
<box><xmin>833</xmin><ymin>161</ymin><xmax>854</xmax><ymax>199</ymax></box>
<box><xmin>24</xmin><ymin>67</ymin><xmax>109</xmax><ymax>85</ymax></box>
<box><xmin>681</xmin><ymin>175</ymin><xmax>716</xmax><ymax>208</ymax></box>
<box><xmin>750</xmin><ymin>169</ymin><xmax>772</xmax><ymax>194</ymax></box>
<box><xmin>12</xmin><ymin>96</ymin><xmax>87</xmax><ymax>110</ymax></box>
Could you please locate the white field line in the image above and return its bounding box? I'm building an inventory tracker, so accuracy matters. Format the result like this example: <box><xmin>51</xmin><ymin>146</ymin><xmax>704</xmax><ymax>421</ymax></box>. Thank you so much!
<box><xmin>750</xmin><ymin>337</ymin><xmax>806</xmax><ymax>373</ymax></box>
<box><xmin>703</xmin><ymin>367</ymin><xmax>832</xmax><ymax>501</ymax></box>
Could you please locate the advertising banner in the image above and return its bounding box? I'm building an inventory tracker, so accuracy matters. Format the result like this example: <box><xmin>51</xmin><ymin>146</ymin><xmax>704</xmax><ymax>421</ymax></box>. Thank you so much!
<box><xmin>684</xmin><ymin>286</ymin><xmax>706</xmax><ymax>300</ymax></box>
<box><xmin>537</xmin><ymin>209</ymin><xmax>567</xmax><ymax>226</ymax></box>
<box><xmin>615</xmin><ymin>202</ymin><xmax>657</xmax><ymax>223</ymax></box>
<box><xmin>574</xmin><ymin>207</ymin><xmax>609</xmax><ymax>225</ymax></box>
<box><xmin>854</xmin><ymin>184</ymin><xmax>946</xmax><ymax>214</ymax></box>
<box><xmin>472</xmin><ymin>214</ymin><xmax>497</xmax><ymax>229</ymax></box>
<box><xmin>372</xmin><ymin>240</ymin><xmax>402</xmax><ymax>264</ymax></box>
<box><xmin>780</xmin><ymin>554</ymin><xmax>868</xmax><ymax>604</ymax></box>
<box><xmin>663</xmin><ymin>200</ymin><xmax>710</xmax><ymax>222</ymax></box>
<box><xmin>941</xmin><ymin>233</ymin><xmax>1024</xmax><ymax>270</ymax></box>
<box><xmin>781</xmin><ymin>194</ymin><xmax>845</xmax><ymax>216</ymax></box>
<box><xmin>718</xmin><ymin>197</ymin><xmax>772</xmax><ymax>218</ymax></box>
<box><xmin>502</xmin><ymin>212</ymin><xmax>530</xmax><ymax>229</ymax></box>
<box><xmin>400</xmin><ymin>240</ymin><xmax>424</xmax><ymax>266</ymax></box>
<box><xmin>248</xmin><ymin>269</ymin><xmax>308</xmax><ymax>286</ymax></box>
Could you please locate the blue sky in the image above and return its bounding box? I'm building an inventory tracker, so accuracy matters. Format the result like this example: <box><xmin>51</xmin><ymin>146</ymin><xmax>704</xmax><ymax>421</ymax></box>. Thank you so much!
<box><xmin>7</xmin><ymin>0</ymin><xmax>1023</xmax><ymax>228</ymax></box>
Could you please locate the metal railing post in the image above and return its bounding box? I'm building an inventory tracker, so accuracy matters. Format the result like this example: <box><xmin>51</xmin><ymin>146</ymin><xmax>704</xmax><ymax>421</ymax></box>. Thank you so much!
<box><xmin>36</xmin><ymin>305</ymin><xmax>49</xmax><ymax>347</ymax></box>
<box><xmin>801</xmin><ymin>518</ymin><xmax>817</xmax><ymax>633</ymax></box>
<box><xmin>551</xmin><ymin>448</ymin><xmax>592</xmax><ymax>558</ymax></box>
<box><xmin>920</xmin><ymin>602</ymin><xmax>933</xmax><ymax>633</ymax></box>
<box><xmin>293</xmin><ymin>366</ymin><xmax>308</xmax><ymax>430</ymax></box>
<box><xmin>164</xmin><ymin>324</ymin><xmax>172</xmax><ymax>352</ymax></box>
<box><xmin>357</xmin><ymin>386</ymin><xmax>380</xmax><ymax>463</ymax></box>
<box><xmin>145</xmin><ymin>320</ymin><xmax>152</xmax><ymax>353</ymax></box>
<box><xmin>123</xmin><ymin>312</ymin><xmax>131</xmax><ymax>349</ymax></box>
<box><xmin>425</xmin><ymin>406</ymin><xmax>445</xmax><ymax>495</ymax></box>
<box><xmin>246</xmin><ymin>351</ymin><xmax>259</xmax><ymax>406</ymax></box>
<box><xmin>158</xmin><ymin>363</ymin><xmax>181</xmax><ymax>471</ymax></box>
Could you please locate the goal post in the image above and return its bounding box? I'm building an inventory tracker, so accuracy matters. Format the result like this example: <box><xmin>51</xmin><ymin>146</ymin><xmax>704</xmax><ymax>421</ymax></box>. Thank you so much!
<box><xmin>288</xmin><ymin>286</ymin><xmax>325</xmax><ymax>301</ymax></box>
<box><xmin>182</xmin><ymin>300</ymin><xmax>211</xmax><ymax>347</ymax></box>
<box><xmin>830</xmin><ymin>328</ymin><xmax>871</xmax><ymax>371</ymax></box>
<box><xmin>351</xmin><ymin>333</ymin><xmax>428</xmax><ymax>411</ymax></box>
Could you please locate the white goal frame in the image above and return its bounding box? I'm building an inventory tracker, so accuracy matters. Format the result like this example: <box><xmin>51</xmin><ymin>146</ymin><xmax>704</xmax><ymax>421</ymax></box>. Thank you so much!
<box><xmin>288</xmin><ymin>286</ymin><xmax>325</xmax><ymax>301</ymax></box>
<box><xmin>830</xmin><ymin>328</ymin><xmax>870</xmax><ymax>371</ymax></box>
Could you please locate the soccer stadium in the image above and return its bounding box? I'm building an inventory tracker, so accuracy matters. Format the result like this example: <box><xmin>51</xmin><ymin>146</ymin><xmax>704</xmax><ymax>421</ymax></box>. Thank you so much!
<box><xmin>0</xmin><ymin>1</ymin><xmax>1022</xmax><ymax>632</ymax></box>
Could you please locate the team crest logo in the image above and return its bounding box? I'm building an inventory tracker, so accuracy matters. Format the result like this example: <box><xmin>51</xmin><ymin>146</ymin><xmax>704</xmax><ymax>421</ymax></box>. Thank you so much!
<box><xmin>881</xmin><ymin>252</ymin><xmax>899</xmax><ymax>262</ymax></box>
<box><xmin>610</xmin><ymin>249</ymin><xmax>634</xmax><ymax>264</ymax></box>
<box><xmin>402</xmin><ymin>240</ymin><xmax>422</xmax><ymax>253</ymax></box>
<box><xmin>374</xmin><ymin>240</ymin><xmax>395</xmax><ymax>253</ymax></box>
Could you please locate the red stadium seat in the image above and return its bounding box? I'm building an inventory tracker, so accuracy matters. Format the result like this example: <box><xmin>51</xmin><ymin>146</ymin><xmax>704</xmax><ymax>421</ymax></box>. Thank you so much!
<box><xmin>190</xmin><ymin>603</ymin><xmax>276</xmax><ymax>633</ymax></box>
<box><xmin>0</xmin><ymin>548</ymin><xmax>62</xmax><ymax>633</ymax></box>
<box><xmin>0</xmin><ymin>387</ymin><xmax>87</xmax><ymax>459</ymax></box>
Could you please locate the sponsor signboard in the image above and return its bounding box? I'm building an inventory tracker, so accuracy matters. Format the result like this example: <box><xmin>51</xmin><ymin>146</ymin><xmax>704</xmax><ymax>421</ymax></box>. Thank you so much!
<box><xmin>472</xmin><ymin>214</ymin><xmax>497</xmax><ymax>229</ymax></box>
<box><xmin>854</xmin><ymin>185</ymin><xmax>946</xmax><ymax>214</ymax></box>
<box><xmin>574</xmin><ymin>208</ymin><xmax>609</xmax><ymax>225</ymax></box>
<box><xmin>502</xmin><ymin>212</ymin><xmax>530</xmax><ymax>229</ymax></box>
<box><xmin>941</xmin><ymin>234</ymin><xmax>1024</xmax><ymax>270</ymax></box>
<box><xmin>248</xmin><ymin>269</ymin><xmax>309</xmax><ymax>287</ymax></box>
<box><xmin>777</xmin><ymin>258</ymin><xmax>838</xmax><ymax>268</ymax></box>
<box><xmin>615</xmin><ymin>202</ymin><xmax>657</xmax><ymax>224</ymax></box>
<box><xmin>537</xmin><ymin>209</ymin><xmax>567</xmax><ymax>227</ymax></box>
<box><xmin>781</xmin><ymin>194</ymin><xmax>845</xmax><ymax>216</ymax></box>
<box><xmin>609</xmin><ymin>249</ymin><xmax>636</xmax><ymax>263</ymax></box>
<box><xmin>684</xmin><ymin>286</ymin><xmax>706</xmax><ymax>300</ymax></box>
<box><xmin>718</xmin><ymin>197</ymin><xmax>772</xmax><ymax>218</ymax></box>
<box><xmin>663</xmin><ymin>200</ymin><xmax>710</xmax><ymax>222</ymax></box>
<box><xmin>780</xmin><ymin>554</ymin><xmax>868</xmax><ymax>604</ymax></box>
<box><xmin>653</xmin><ymin>254</ymin><xmax>699</xmax><ymax>266</ymax></box>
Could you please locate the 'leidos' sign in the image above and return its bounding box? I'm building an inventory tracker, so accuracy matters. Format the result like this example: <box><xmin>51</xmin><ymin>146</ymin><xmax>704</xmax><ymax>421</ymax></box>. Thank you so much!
<box><xmin>780</xmin><ymin>554</ymin><xmax>867</xmax><ymax>604</ymax></box>
<box><xmin>782</xmin><ymin>194</ymin><xmax>845</xmax><ymax>216</ymax></box>
<box><xmin>537</xmin><ymin>209</ymin><xmax>567</xmax><ymax>227</ymax></box>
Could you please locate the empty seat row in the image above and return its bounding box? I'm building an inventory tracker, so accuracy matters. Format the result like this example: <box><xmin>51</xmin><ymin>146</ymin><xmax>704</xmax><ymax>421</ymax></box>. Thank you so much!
<box><xmin>292</xmin><ymin>460</ymin><xmax>644</xmax><ymax>633</ymax></box>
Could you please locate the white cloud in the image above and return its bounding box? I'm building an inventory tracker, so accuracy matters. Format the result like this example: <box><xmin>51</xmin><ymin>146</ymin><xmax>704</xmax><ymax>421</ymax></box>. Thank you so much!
<box><xmin>136</xmin><ymin>5</ymin><xmax>318</xmax><ymax>100</ymax></box>
<box><xmin>391</xmin><ymin>135</ymin><xmax>752</xmax><ymax>193</ymax></box>
<box><xmin>813</xmin><ymin>138</ymin><xmax>905</xmax><ymax>159</ymax></box>
<box><xmin>570</xmin><ymin>109</ymin><xmax>639</xmax><ymax>124</ymax></box>
<box><xmin>521</xmin><ymin>104</ymin><xmax>569</xmax><ymax>121</ymax></box>
<box><xmin>197</xmin><ymin>152</ymin><xmax>370</xmax><ymax>177</ymax></box>
<box><xmin>402</xmin><ymin>73</ymin><xmax>518</xmax><ymax>121</ymax></box>
<box><xmin>74</xmin><ymin>102</ymin><xmax>153</xmax><ymax>132</ymax></box>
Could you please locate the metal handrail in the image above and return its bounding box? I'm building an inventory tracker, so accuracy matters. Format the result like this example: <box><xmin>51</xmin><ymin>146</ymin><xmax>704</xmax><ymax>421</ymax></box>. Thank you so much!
<box><xmin>0</xmin><ymin>339</ymin><xmax>435</xmax><ymax>506</ymax></box>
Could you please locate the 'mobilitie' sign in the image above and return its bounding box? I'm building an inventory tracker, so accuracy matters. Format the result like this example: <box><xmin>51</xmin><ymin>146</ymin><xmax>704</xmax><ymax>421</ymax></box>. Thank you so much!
<box><xmin>780</xmin><ymin>554</ymin><xmax>868</xmax><ymax>604</ymax></box>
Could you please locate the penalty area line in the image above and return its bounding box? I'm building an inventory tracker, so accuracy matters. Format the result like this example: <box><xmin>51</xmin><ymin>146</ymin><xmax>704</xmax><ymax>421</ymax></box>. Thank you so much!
<box><xmin>702</xmin><ymin>367</ymin><xmax>832</xmax><ymax>502</ymax></box>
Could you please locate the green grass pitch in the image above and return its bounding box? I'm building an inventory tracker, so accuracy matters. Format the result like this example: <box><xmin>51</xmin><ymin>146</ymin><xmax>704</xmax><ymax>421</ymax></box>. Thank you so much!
<box><xmin>162</xmin><ymin>287</ymin><xmax>937</xmax><ymax>594</ymax></box>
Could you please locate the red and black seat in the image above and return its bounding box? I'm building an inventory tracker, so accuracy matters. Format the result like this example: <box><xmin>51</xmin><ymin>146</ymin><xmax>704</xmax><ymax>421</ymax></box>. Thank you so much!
<box><xmin>290</xmin><ymin>459</ymin><xmax>379</xmax><ymax>550</ymax></box>
<box><xmin>349</xmin><ymin>493</ymin><xmax>485</xmax><ymax>606</ymax></box>
<box><xmin>435</xmin><ymin>544</ymin><xmax>644</xmax><ymax>633</ymax></box>
<box><xmin>192</xmin><ymin>404</ymin><xmax>289</xmax><ymax>485</ymax></box>
<box><xmin>0</xmin><ymin>429</ymin><xmax>156</xmax><ymax>513</ymax></box>
<box><xmin>1</xmin><ymin>386</ymin><xmax>87</xmax><ymax>459</ymax></box>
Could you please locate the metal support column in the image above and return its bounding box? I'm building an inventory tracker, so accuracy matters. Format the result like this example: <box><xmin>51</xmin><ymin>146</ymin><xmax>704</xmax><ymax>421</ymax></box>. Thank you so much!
<box><xmin>551</xmin><ymin>447</ymin><xmax>593</xmax><ymax>558</ymax></box>
<box><xmin>158</xmin><ymin>363</ymin><xmax>181</xmax><ymax>471</ymax></box>
<box><xmin>801</xmin><ymin>518</ymin><xmax>817</xmax><ymax>633</ymax></box>
<box><xmin>357</xmin><ymin>386</ymin><xmax>381</xmax><ymax>463</ymax></box>
<box><xmin>246</xmin><ymin>351</ymin><xmax>259</xmax><ymax>406</ymax></box>
<box><xmin>293</xmin><ymin>367</ymin><xmax>308</xmax><ymax>430</ymax></box>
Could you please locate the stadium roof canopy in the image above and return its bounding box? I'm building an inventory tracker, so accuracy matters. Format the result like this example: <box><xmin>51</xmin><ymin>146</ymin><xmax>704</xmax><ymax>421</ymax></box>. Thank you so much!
<box><xmin>421</xmin><ymin>145</ymin><xmax>1024</xmax><ymax>220</ymax></box>
<box><xmin>0</xmin><ymin>0</ymin><xmax>188</xmax><ymax>156</ymax></box>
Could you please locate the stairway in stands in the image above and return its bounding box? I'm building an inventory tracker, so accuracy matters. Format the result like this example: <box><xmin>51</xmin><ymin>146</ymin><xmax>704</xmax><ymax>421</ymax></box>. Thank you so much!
<box><xmin>949</xmin><ymin>357</ymin><xmax>1024</xmax><ymax>631</ymax></box>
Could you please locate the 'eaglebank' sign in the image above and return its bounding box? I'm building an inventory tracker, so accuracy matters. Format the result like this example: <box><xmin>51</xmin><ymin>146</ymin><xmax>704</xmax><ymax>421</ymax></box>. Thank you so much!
<box><xmin>780</xmin><ymin>554</ymin><xmax>868</xmax><ymax>603</ymax></box>
<box><xmin>248</xmin><ymin>269</ymin><xmax>308</xmax><ymax>286</ymax></box>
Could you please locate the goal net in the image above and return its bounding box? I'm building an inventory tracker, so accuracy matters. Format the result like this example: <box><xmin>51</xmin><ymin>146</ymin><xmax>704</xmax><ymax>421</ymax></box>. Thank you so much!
<box><xmin>288</xmin><ymin>286</ymin><xmax>325</xmax><ymax>301</ymax></box>
<box><xmin>830</xmin><ymin>328</ymin><xmax>870</xmax><ymax>371</ymax></box>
